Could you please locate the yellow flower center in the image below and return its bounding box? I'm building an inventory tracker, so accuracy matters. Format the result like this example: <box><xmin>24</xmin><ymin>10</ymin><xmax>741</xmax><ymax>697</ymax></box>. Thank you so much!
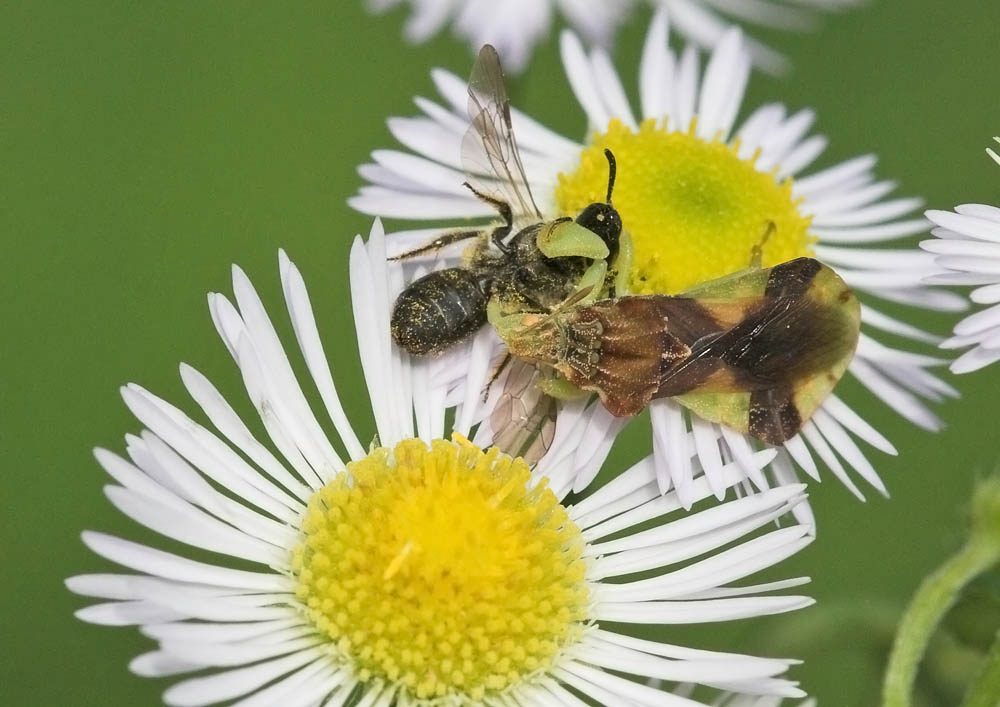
<box><xmin>291</xmin><ymin>437</ymin><xmax>590</xmax><ymax>703</ymax></box>
<box><xmin>555</xmin><ymin>119</ymin><xmax>815</xmax><ymax>294</ymax></box>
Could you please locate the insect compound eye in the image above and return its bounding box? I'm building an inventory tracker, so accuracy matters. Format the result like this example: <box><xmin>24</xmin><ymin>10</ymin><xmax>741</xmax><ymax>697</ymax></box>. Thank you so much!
<box><xmin>576</xmin><ymin>203</ymin><xmax>623</xmax><ymax>258</ymax></box>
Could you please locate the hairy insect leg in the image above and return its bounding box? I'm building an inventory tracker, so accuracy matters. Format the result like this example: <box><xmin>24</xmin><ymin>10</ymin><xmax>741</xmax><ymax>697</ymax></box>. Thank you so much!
<box><xmin>463</xmin><ymin>181</ymin><xmax>514</xmax><ymax>253</ymax></box>
<box><xmin>748</xmin><ymin>221</ymin><xmax>777</xmax><ymax>269</ymax></box>
<box><xmin>388</xmin><ymin>229</ymin><xmax>483</xmax><ymax>261</ymax></box>
<box><xmin>482</xmin><ymin>352</ymin><xmax>512</xmax><ymax>402</ymax></box>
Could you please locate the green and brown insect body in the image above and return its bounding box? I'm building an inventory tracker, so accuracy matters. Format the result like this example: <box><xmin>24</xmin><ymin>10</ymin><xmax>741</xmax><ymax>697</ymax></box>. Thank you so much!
<box><xmin>494</xmin><ymin>257</ymin><xmax>861</xmax><ymax>445</ymax></box>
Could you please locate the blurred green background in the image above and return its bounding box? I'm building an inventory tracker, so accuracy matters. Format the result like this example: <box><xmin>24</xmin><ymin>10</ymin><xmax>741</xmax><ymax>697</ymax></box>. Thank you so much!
<box><xmin>3</xmin><ymin>1</ymin><xmax>1000</xmax><ymax>704</ymax></box>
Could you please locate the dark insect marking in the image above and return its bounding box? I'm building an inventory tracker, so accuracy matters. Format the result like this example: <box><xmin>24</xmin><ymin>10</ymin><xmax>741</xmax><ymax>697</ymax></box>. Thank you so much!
<box><xmin>748</xmin><ymin>387</ymin><xmax>802</xmax><ymax>444</ymax></box>
<box><xmin>656</xmin><ymin>291</ymin><xmax>847</xmax><ymax>398</ymax></box>
<box><xmin>837</xmin><ymin>287</ymin><xmax>852</xmax><ymax>303</ymax></box>
<box><xmin>652</xmin><ymin>297</ymin><xmax>724</xmax><ymax>344</ymax></box>
<box><xmin>764</xmin><ymin>257</ymin><xmax>822</xmax><ymax>298</ymax></box>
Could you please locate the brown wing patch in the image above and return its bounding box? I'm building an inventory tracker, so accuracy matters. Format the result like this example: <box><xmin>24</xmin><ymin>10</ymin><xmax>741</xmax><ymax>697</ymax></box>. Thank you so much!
<box><xmin>747</xmin><ymin>386</ymin><xmax>802</xmax><ymax>444</ymax></box>
<box><xmin>764</xmin><ymin>257</ymin><xmax>822</xmax><ymax>297</ymax></box>
<box><xmin>560</xmin><ymin>298</ymin><xmax>691</xmax><ymax>417</ymax></box>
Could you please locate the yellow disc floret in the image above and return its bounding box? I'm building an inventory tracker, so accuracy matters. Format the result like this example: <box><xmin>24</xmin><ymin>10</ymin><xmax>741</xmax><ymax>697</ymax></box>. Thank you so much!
<box><xmin>291</xmin><ymin>437</ymin><xmax>590</xmax><ymax>703</ymax></box>
<box><xmin>555</xmin><ymin>119</ymin><xmax>815</xmax><ymax>294</ymax></box>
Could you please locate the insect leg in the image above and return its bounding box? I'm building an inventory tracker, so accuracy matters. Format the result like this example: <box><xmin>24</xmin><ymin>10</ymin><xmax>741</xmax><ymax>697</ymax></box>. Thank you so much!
<box><xmin>538</xmin><ymin>375</ymin><xmax>587</xmax><ymax>400</ymax></box>
<box><xmin>463</xmin><ymin>181</ymin><xmax>514</xmax><ymax>253</ymax></box>
<box><xmin>388</xmin><ymin>230</ymin><xmax>483</xmax><ymax>261</ymax></box>
<box><xmin>482</xmin><ymin>352</ymin><xmax>513</xmax><ymax>402</ymax></box>
<box><xmin>612</xmin><ymin>231</ymin><xmax>633</xmax><ymax>296</ymax></box>
<box><xmin>573</xmin><ymin>261</ymin><xmax>608</xmax><ymax>307</ymax></box>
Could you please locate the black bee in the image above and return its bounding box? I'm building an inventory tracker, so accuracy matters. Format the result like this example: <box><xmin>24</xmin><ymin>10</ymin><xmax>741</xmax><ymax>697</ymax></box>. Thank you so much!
<box><xmin>390</xmin><ymin>45</ymin><xmax>624</xmax><ymax>356</ymax></box>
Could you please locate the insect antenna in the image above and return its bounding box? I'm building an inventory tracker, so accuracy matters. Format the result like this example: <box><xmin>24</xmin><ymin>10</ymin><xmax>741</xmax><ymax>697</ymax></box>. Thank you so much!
<box><xmin>604</xmin><ymin>149</ymin><xmax>617</xmax><ymax>204</ymax></box>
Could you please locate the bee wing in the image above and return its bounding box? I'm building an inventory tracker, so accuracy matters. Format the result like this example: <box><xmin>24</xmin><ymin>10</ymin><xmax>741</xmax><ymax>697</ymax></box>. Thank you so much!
<box><xmin>462</xmin><ymin>45</ymin><xmax>544</xmax><ymax>223</ymax></box>
<box><xmin>489</xmin><ymin>359</ymin><xmax>557</xmax><ymax>466</ymax></box>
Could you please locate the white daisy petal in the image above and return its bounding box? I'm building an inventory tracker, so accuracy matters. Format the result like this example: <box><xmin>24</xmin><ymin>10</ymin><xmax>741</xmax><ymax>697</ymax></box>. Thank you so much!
<box><xmin>810</xmin><ymin>408</ymin><xmax>887</xmax><ymax>497</ymax></box>
<box><xmin>130</xmin><ymin>651</ymin><xmax>203</xmax><ymax>678</ymax></box>
<box><xmin>673</xmin><ymin>44</ymin><xmax>701</xmax><ymax>131</ymax></box>
<box><xmin>278</xmin><ymin>252</ymin><xmax>366</xmax><ymax>461</ymax></box>
<box><xmin>856</xmin><ymin>304</ymin><xmax>942</xmax><ymax>345</ymax></box>
<box><xmin>579</xmin><ymin>463</ymin><xmax>775</xmax><ymax>545</ymax></box>
<box><xmin>696</xmin><ymin>28</ymin><xmax>750</xmax><ymax>141</ymax></box>
<box><xmin>560</xmin><ymin>30</ymin><xmax>612</xmax><ymax>130</ymax></box>
<box><xmin>574</xmin><ymin>641</ymin><xmax>786</xmax><ymax>685</ymax></box>
<box><xmin>924</xmin><ymin>179</ymin><xmax>1000</xmax><ymax>373</ymax></box>
<box><xmin>231</xmin><ymin>333</ymin><xmax>328</xmax><ymax>489</ymax></box>
<box><xmin>952</xmin><ymin>345</ymin><xmax>1000</xmax><ymax>373</ymax></box>
<box><xmin>79</xmin><ymin>532</ymin><xmax>289</xmax><ymax>591</ymax></box>
<box><xmin>178</xmin><ymin>364</ymin><xmax>314</xmax><ymax>502</ymax></box>
<box><xmin>141</xmin><ymin>618</ymin><xmax>307</xmax><ymax>644</ymax></box>
<box><xmin>755</xmin><ymin>109</ymin><xmax>815</xmax><ymax>172</ymax></box>
<box><xmin>820</xmin><ymin>395</ymin><xmax>897</xmax><ymax>456</ymax></box>
<box><xmin>229</xmin><ymin>662</ymin><xmax>343</xmax><ymax>707</ymax></box>
<box><xmin>158</xmin><ymin>634</ymin><xmax>320</xmax><ymax>669</ymax></box>
<box><xmin>162</xmin><ymin>648</ymin><xmax>325</xmax><ymax>706</ymax></box>
<box><xmin>850</xmin><ymin>358</ymin><xmax>942</xmax><ymax>431</ymax></box>
<box><xmin>776</xmin><ymin>134</ymin><xmax>828</xmax><ymax>179</ymax></box>
<box><xmin>799</xmin><ymin>421</ymin><xmax>865</xmax><ymax>501</ymax></box>
<box><xmin>640</xmin><ymin>10</ymin><xmax>674</xmax><ymax>121</ymax></box>
<box><xmin>596</xmin><ymin>595</ymin><xmax>814</xmax><ymax>624</ymax></box>
<box><xmin>103</xmin><ymin>485</ymin><xmax>286</xmax><ymax>565</ymax></box>
<box><xmin>926</xmin><ymin>209</ymin><xmax>1000</xmax><ymax>243</ymax></box>
<box><xmin>120</xmin><ymin>384</ymin><xmax>302</xmax><ymax>521</ymax></box>
<box><xmin>957</xmin><ymin>201</ymin><xmax>1000</xmax><ymax>220</ymax></box>
<box><xmin>736</xmin><ymin>104</ymin><xmax>786</xmax><ymax>159</ymax></box>
<box><xmin>970</xmin><ymin>282</ymin><xmax>1000</xmax><ymax>304</ymax></box>
<box><xmin>591</xmin><ymin>48</ymin><xmax>638</xmax><ymax>131</ymax></box>
<box><xmin>76</xmin><ymin>601</ymin><xmax>186</xmax><ymax>627</ymax></box>
<box><xmin>652</xmin><ymin>399</ymin><xmax>694</xmax><ymax>505</ymax></box>
<box><xmin>792</xmin><ymin>154</ymin><xmax>877</xmax><ymax>198</ymax></box>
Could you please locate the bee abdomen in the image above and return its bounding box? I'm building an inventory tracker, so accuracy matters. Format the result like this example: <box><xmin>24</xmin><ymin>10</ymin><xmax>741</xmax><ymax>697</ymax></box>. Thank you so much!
<box><xmin>390</xmin><ymin>268</ymin><xmax>487</xmax><ymax>355</ymax></box>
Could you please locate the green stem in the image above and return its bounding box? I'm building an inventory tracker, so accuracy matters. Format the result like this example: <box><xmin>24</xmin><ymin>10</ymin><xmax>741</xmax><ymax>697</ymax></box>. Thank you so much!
<box><xmin>882</xmin><ymin>479</ymin><xmax>1000</xmax><ymax>707</ymax></box>
<box><xmin>962</xmin><ymin>630</ymin><xmax>1000</xmax><ymax>707</ymax></box>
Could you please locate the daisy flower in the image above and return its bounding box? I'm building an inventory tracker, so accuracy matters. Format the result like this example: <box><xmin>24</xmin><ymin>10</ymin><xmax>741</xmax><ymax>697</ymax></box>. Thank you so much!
<box><xmin>68</xmin><ymin>220</ymin><xmax>817</xmax><ymax>706</ymax></box>
<box><xmin>365</xmin><ymin>0</ymin><xmax>634</xmax><ymax>74</ymax></box>
<box><xmin>655</xmin><ymin>0</ymin><xmax>861</xmax><ymax>74</ymax></box>
<box><xmin>922</xmin><ymin>138</ymin><xmax>1000</xmax><ymax>374</ymax></box>
<box><xmin>351</xmin><ymin>14</ymin><xmax>964</xmax><ymax>508</ymax></box>
<box><xmin>364</xmin><ymin>0</ymin><xmax>858</xmax><ymax>75</ymax></box>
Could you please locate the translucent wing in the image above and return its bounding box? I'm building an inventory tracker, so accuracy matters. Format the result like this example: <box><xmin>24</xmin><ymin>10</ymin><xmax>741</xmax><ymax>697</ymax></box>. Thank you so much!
<box><xmin>489</xmin><ymin>359</ymin><xmax>557</xmax><ymax>465</ymax></box>
<box><xmin>462</xmin><ymin>45</ymin><xmax>543</xmax><ymax>223</ymax></box>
